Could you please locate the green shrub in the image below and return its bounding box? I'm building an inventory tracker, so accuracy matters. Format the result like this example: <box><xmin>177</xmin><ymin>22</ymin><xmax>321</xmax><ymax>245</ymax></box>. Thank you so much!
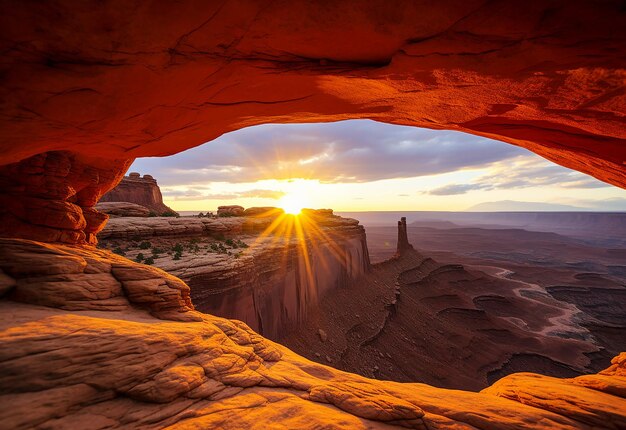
<box><xmin>148</xmin><ymin>211</ymin><xmax>157</xmax><ymax>217</ymax></box>
<box><xmin>113</xmin><ymin>247</ymin><xmax>126</xmax><ymax>256</ymax></box>
<box><xmin>135</xmin><ymin>253</ymin><xmax>145</xmax><ymax>262</ymax></box>
<box><xmin>172</xmin><ymin>243</ymin><xmax>184</xmax><ymax>253</ymax></box>
<box><xmin>173</xmin><ymin>251</ymin><xmax>182</xmax><ymax>260</ymax></box>
<box><xmin>225</xmin><ymin>238</ymin><xmax>234</xmax><ymax>247</ymax></box>
<box><xmin>161</xmin><ymin>211</ymin><xmax>179</xmax><ymax>217</ymax></box>
<box><xmin>151</xmin><ymin>247</ymin><xmax>164</xmax><ymax>255</ymax></box>
<box><xmin>144</xmin><ymin>256</ymin><xmax>154</xmax><ymax>265</ymax></box>
<box><xmin>139</xmin><ymin>241</ymin><xmax>151</xmax><ymax>249</ymax></box>
<box><xmin>237</xmin><ymin>240</ymin><xmax>249</xmax><ymax>248</ymax></box>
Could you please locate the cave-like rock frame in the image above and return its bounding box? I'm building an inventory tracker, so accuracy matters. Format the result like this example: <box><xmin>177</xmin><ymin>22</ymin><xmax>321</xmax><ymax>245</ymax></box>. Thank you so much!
<box><xmin>0</xmin><ymin>1</ymin><xmax>625</xmax><ymax>428</ymax></box>
<box><xmin>1</xmin><ymin>0</ymin><xmax>625</xmax><ymax>243</ymax></box>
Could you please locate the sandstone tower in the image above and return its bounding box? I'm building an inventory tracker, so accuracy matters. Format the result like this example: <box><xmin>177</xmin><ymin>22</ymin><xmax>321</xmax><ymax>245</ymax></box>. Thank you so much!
<box><xmin>396</xmin><ymin>217</ymin><xmax>413</xmax><ymax>255</ymax></box>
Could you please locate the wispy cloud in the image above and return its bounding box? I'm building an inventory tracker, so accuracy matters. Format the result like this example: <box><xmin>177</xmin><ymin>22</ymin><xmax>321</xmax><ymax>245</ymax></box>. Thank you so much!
<box><xmin>163</xmin><ymin>188</ymin><xmax>285</xmax><ymax>201</ymax></box>
<box><xmin>423</xmin><ymin>156</ymin><xmax>611</xmax><ymax>196</ymax></box>
<box><xmin>427</xmin><ymin>183</ymin><xmax>491</xmax><ymax>195</ymax></box>
<box><xmin>131</xmin><ymin>120</ymin><xmax>526</xmax><ymax>185</ymax></box>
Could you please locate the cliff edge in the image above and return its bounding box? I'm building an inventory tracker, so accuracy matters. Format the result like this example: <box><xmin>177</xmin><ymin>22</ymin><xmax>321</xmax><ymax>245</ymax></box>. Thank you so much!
<box><xmin>99</xmin><ymin>172</ymin><xmax>178</xmax><ymax>216</ymax></box>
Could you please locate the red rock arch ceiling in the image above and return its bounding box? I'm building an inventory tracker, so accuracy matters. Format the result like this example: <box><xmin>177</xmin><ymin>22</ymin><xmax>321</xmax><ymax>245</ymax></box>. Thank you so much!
<box><xmin>0</xmin><ymin>0</ymin><xmax>625</xmax><ymax>243</ymax></box>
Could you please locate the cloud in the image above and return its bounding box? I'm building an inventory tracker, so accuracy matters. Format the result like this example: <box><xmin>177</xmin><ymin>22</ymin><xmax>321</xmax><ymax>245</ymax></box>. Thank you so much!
<box><xmin>131</xmin><ymin>120</ymin><xmax>526</xmax><ymax>186</ymax></box>
<box><xmin>162</xmin><ymin>187</ymin><xmax>284</xmax><ymax>201</ymax></box>
<box><xmin>426</xmin><ymin>183</ymin><xmax>491</xmax><ymax>195</ymax></box>
<box><xmin>237</xmin><ymin>189</ymin><xmax>286</xmax><ymax>199</ymax></box>
<box><xmin>424</xmin><ymin>156</ymin><xmax>611</xmax><ymax>196</ymax></box>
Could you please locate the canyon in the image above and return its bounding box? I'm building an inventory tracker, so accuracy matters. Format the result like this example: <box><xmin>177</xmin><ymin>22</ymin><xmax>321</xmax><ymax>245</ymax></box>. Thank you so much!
<box><xmin>95</xmin><ymin>176</ymin><xmax>625</xmax><ymax>393</ymax></box>
<box><xmin>1</xmin><ymin>1</ymin><xmax>625</xmax><ymax>428</ymax></box>
<box><xmin>98</xmin><ymin>207</ymin><xmax>370</xmax><ymax>340</ymax></box>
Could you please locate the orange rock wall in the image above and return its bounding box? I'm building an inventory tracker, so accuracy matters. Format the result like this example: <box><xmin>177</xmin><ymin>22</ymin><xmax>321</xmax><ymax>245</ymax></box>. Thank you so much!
<box><xmin>0</xmin><ymin>152</ymin><xmax>131</xmax><ymax>244</ymax></box>
<box><xmin>100</xmin><ymin>173</ymin><xmax>177</xmax><ymax>215</ymax></box>
<box><xmin>0</xmin><ymin>0</ymin><xmax>624</xmax><ymax>193</ymax></box>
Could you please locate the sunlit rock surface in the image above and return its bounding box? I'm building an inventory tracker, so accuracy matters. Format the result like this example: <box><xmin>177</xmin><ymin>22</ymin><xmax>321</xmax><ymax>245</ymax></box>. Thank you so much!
<box><xmin>95</xmin><ymin>201</ymin><xmax>152</xmax><ymax>218</ymax></box>
<box><xmin>98</xmin><ymin>210</ymin><xmax>370</xmax><ymax>339</ymax></box>
<box><xmin>0</xmin><ymin>1</ymin><xmax>625</xmax><ymax>427</ymax></box>
<box><xmin>1</xmin><ymin>238</ymin><xmax>625</xmax><ymax>429</ymax></box>
<box><xmin>100</xmin><ymin>172</ymin><xmax>178</xmax><ymax>216</ymax></box>
<box><xmin>0</xmin><ymin>0</ymin><xmax>625</xmax><ymax>189</ymax></box>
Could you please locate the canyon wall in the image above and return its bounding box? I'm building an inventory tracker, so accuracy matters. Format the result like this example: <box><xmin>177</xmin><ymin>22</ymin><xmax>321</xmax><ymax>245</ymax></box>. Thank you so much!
<box><xmin>100</xmin><ymin>172</ymin><xmax>177</xmax><ymax>215</ymax></box>
<box><xmin>1</xmin><ymin>2</ymin><xmax>625</xmax><ymax>428</ymax></box>
<box><xmin>99</xmin><ymin>209</ymin><xmax>370</xmax><ymax>339</ymax></box>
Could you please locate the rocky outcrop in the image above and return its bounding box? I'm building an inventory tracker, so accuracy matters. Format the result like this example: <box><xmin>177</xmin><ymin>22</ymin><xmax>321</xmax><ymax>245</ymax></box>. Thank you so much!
<box><xmin>100</xmin><ymin>172</ymin><xmax>177</xmax><ymax>216</ymax></box>
<box><xmin>217</xmin><ymin>205</ymin><xmax>245</xmax><ymax>217</ymax></box>
<box><xmin>99</xmin><ymin>215</ymin><xmax>274</xmax><ymax>240</ymax></box>
<box><xmin>0</xmin><ymin>2</ymin><xmax>625</xmax><ymax>427</ymax></box>
<box><xmin>95</xmin><ymin>201</ymin><xmax>151</xmax><ymax>217</ymax></box>
<box><xmin>98</xmin><ymin>210</ymin><xmax>371</xmax><ymax>339</ymax></box>
<box><xmin>243</xmin><ymin>207</ymin><xmax>285</xmax><ymax>217</ymax></box>
<box><xmin>396</xmin><ymin>217</ymin><xmax>413</xmax><ymax>255</ymax></box>
<box><xmin>0</xmin><ymin>238</ymin><xmax>625</xmax><ymax>429</ymax></box>
<box><xmin>0</xmin><ymin>151</ymin><xmax>130</xmax><ymax>245</ymax></box>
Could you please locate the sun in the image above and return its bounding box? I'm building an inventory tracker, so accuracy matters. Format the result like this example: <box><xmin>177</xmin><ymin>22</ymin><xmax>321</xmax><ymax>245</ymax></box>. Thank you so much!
<box><xmin>279</xmin><ymin>194</ymin><xmax>307</xmax><ymax>215</ymax></box>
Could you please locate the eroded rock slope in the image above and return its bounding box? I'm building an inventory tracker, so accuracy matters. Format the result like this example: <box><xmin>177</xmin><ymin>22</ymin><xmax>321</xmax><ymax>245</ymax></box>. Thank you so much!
<box><xmin>1</xmin><ymin>238</ymin><xmax>625</xmax><ymax>429</ymax></box>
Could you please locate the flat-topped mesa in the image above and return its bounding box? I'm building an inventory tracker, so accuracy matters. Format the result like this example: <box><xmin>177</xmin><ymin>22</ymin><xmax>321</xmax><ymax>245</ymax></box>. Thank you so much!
<box><xmin>100</xmin><ymin>172</ymin><xmax>178</xmax><ymax>217</ymax></box>
<box><xmin>396</xmin><ymin>217</ymin><xmax>413</xmax><ymax>255</ymax></box>
<box><xmin>97</xmin><ymin>207</ymin><xmax>371</xmax><ymax>339</ymax></box>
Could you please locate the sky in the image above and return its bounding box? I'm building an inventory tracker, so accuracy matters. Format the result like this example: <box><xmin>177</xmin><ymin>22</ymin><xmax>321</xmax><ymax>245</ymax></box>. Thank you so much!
<box><xmin>129</xmin><ymin>120</ymin><xmax>626</xmax><ymax>212</ymax></box>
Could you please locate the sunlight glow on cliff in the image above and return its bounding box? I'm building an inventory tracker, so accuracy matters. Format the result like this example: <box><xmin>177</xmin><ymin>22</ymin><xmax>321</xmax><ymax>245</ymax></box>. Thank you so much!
<box><xmin>279</xmin><ymin>193</ymin><xmax>309</xmax><ymax>215</ymax></box>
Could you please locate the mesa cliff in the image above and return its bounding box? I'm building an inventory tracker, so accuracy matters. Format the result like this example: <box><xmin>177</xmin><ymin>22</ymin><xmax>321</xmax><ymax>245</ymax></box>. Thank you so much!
<box><xmin>1</xmin><ymin>1</ymin><xmax>625</xmax><ymax>428</ymax></box>
<box><xmin>99</xmin><ymin>172</ymin><xmax>178</xmax><ymax>216</ymax></box>
<box><xmin>98</xmin><ymin>208</ymin><xmax>370</xmax><ymax>339</ymax></box>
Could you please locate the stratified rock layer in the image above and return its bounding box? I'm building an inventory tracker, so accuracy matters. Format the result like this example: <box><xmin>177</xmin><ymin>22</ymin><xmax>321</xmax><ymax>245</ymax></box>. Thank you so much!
<box><xmin>95</xmin><ymin>201</ymin><xmax>152</xmax><ymax>217</ymax></box>
<box><xmin>100</xmin><ymin>172</ymin><xmax>177</xmax><ymax>216</ymax></box>
<box><xmin>98</xmin><ymin>210</ymin><xmax>370</xmax><ymax>339</ymax></box>
<box><xmin>0</xmin><ymin>0</ymin><xmax>624</xmax><ymax>190</ymax></box>
<box><xmin>1</xmin><ymin>238</ymin><xmax>625</xmax><ymax>429</ymax></box>
<box><xmin>0</xmin><ymin>151</ymin><xmax>131</xmax><ymax>245</ymax></box>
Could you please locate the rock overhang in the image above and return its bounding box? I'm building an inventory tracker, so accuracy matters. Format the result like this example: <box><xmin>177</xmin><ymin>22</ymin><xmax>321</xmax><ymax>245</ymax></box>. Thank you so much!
<box><xmin>0</xmin><ymin>0</ymin><xmax>624</xmax><ymax>189</ymax></box>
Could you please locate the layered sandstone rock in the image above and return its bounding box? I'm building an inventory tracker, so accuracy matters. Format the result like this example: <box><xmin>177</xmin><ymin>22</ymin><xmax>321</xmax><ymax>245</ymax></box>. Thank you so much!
<box><xmin>98</xmin><ymin>210</ymin><xmax>370</xmax><ymax>339</ymax></box>
<box><xmin>0</xmin><ymin>238</ymin><xmax>625</xmax><ymax>429</ymax></box>
<box><xmin>0</xmin><ymin>1</ymin><xmax>625</xmax><ymax>244</ymax></box>
<box><xmin>0</xmin><ymin>1</ymin><xmax>625</xmax><ymax>427</ymax></box>
<box><xmin>217</xmin><ymin>205</ymin><xmax>245</xmax><ymax>217</ymax></box>
<box><xmin>0</xmin><ymin>151</ymin><xmax>130</xmax><ymax>245</ymax></box>
<box><xmin>0</xmin><ymin>1</ymin><xmax>624</xmax><ymax>191</ymax></box>
<box><xmin>100</xmin><ymin>172</ymin><xmax>177</xmax><ymax>216</ymax></box>
<box><xmin>95</xmin><ymin>201</ymin><xmax>151</xmax><ymax>217</ymax></box>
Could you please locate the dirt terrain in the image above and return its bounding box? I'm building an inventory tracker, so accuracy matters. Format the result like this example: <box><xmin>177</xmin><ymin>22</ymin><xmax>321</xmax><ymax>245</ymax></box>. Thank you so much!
<box><xmin>281</xmin><ymin>223</ymin><xmax>626</xmax><ymax>391</ymax></box>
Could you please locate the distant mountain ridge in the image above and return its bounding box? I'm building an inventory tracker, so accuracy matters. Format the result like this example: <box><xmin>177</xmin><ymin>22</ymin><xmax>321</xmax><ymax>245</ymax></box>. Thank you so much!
<box><xmin>466</xmin><ymin>200</ymin><xmax>587</xmax><ymax>212</ymax></box>
<box><xmin>337</xmin><ymin>210</ymin><xmax>626</xmax><ymax>242</ymax></box>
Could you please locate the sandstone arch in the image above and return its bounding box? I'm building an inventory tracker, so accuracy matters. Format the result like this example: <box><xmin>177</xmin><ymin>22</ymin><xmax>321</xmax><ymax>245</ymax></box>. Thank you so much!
<box><xmin>1</xmin><ymin>2</ymin><xmax>626</xmax><ymax>428</ymax></box>
<box><xmin>1</xmin><ymin>0</ymin><xmax>625</xmax><ymax>178</ymax></box>
<box><xmin>2</xmin><ymin>0</ymin><xmax>625</xmax><ymax>244</ymax></box>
